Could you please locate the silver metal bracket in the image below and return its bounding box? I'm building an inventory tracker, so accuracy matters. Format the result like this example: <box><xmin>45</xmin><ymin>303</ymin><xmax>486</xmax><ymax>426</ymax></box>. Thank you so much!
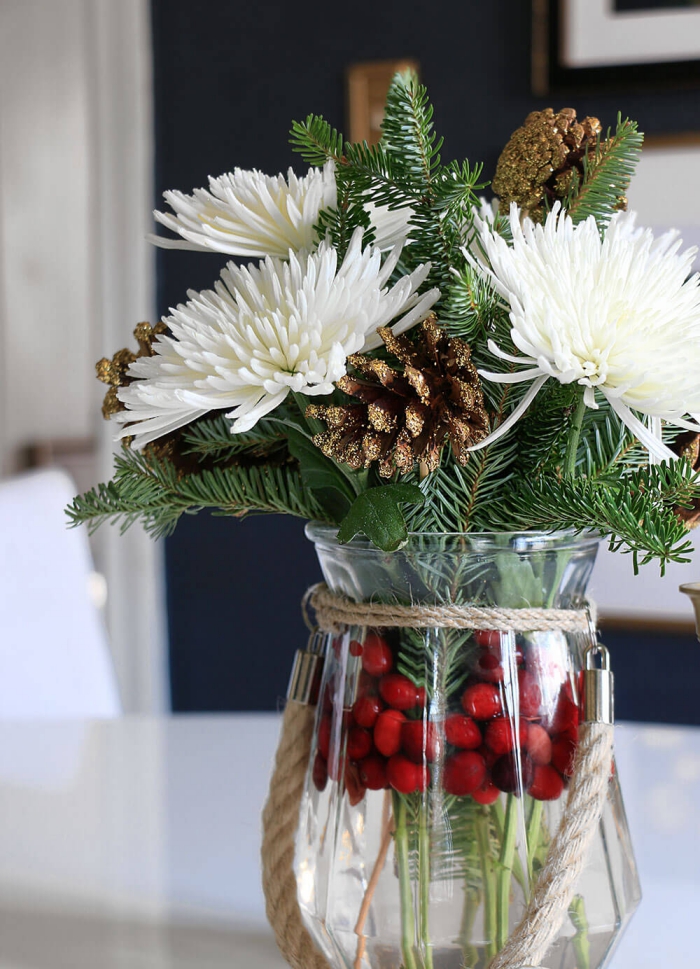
<box><xmin>582</xmin><ymin>642</ymin><xmax>614</xmax><ymax>725</ymax></box>
<box><xmin>287</xmin><ymin>630</ymin><xmax>326</xmax><ymax>705</ymax></box>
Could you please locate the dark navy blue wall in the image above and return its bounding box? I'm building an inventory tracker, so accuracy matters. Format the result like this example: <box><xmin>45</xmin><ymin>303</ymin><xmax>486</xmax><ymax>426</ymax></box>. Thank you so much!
<box><xmin>151</xmin><ymin>0</ymin><xmax>700</xmax><ymax>719</ymax></box>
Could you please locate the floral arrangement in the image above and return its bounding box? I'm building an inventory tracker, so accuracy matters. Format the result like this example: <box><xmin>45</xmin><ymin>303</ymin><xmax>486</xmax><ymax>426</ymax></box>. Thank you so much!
<box><xmin>69</xmin><ymin>73</ymin><xmax>700</xmax><ymax>570</ymax></box>
<box><xmin>68</xmin><ymin>73</ymin><xmax>700</xmax><ymax>968</ymax></box>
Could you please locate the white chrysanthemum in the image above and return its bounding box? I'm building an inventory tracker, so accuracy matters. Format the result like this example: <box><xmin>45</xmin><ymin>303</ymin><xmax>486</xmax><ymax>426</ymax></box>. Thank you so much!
<box><xmin>148</xmin><ymin>162</ymin><xmax>337</xmax><ymax>258</ymax></box>
<box><xmin>467</xmin><ymin>203</ymin><xmax>700</xmax><ymax>461</ymax></box>
<box><xmin>366</xmin><ymin>200</ymin><xmax>414</xmax><ymax>250</ymax></box>
<box><xmin>114</xmin><ymin>228</ymin><xmax>439</xmax><ymax>445</ymax></box>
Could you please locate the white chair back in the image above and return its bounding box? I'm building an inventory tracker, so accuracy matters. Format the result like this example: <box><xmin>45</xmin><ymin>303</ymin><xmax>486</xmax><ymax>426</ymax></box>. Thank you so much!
<box><xmin>0</xmin><ymin>469</ymin><xmax>120</xmax><ymax>717</ymax></box>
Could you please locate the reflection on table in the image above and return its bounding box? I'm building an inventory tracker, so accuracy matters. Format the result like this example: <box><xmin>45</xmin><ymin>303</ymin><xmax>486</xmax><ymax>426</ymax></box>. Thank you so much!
<box><xmin>0</xmin><ymin>716</ymin><xmax>697</xmax><ymax>968</ymax></box>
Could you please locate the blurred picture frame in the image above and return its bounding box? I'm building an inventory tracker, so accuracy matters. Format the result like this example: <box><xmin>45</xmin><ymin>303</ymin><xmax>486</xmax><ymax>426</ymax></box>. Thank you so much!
<box><xmin>346</xmin><ymin>59</ymin><xmax>419</xmax><ymax>144</ymax></box>
<box><xmin>532</xmin><ymin>0</ymin><xmax>700</xmax><ymax>94</ymax></box>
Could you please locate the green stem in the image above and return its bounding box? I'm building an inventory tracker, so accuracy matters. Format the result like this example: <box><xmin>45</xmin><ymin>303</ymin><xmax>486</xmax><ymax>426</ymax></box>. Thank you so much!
<box><xmin>569</xmin><ymin>894</ymin><xmax>591</xmax><ymax>969</ymax></box>
<box><xmin>496</xmin><ymin>794</ymin><xmax>518</xmax><ymax>950</ymax></box>
<box><xmin>477</xmin><ymin>809</ymin><xmax>497</xmax><ymax>960</ymax></box>
<box><xmin>393</xmin><ymin>794</ymin><xmax>418</xmax><ymax>969</ymax></box>
<box><xmin>491</xmin><ymin>800</ymin><xmax>527</xmax><ymax>894</ymax></box>
<box><xmin>526</xmin><ymin>798</ymin><xmax>544</xmax><ymax>886</ymax></box>
<box><xmin>564</xmin><ymin>393</ymin><xmax>587</xmax><ymax>477</ymax></box>
<box><xmin>458</xmin><ymin>886</ymin><xmax>480</xmax><ymax>969</ymax></box>
<box><xmin>418</xmin><ymin>807</ymin><xmax>434</xmax><ymax>969</ymax></box>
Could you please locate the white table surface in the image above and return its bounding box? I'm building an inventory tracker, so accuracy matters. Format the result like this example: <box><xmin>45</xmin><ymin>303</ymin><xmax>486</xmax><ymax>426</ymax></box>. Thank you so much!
<box><xmin>0</xmin><ymin>716</ymin><xmax>697</xmax><ymax>968</ymax></box>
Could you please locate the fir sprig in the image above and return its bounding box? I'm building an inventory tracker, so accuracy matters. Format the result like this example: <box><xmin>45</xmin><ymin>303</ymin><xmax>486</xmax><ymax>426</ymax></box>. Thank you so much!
<box><xmin>564</xmin><ymin>116</ymin><xmax>643</xmax><ymax>228</ymax></box>
<box><xmin>67</xmin><ymin>446</ymin><xmax>328</xmax><ymax>538</ymax></box>
<box><xmin>498</xmin><ymin>461</ymin><xmax>700</xmax><ymax>572</ymax></box>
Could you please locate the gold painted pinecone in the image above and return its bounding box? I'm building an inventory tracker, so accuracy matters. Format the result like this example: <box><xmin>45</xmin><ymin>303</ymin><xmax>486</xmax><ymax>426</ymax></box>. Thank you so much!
<box><xmin>307</xmin><ymin>316</ymin><xmax>490</xmax><ymax>478</ymax></box>
<box><xmin>96</xmin><ymin>321</ymin><xmax>168</xmax><ymax>420</ymax></box>
<box><xmin>492</xmin><ymin>107</ymin><xmax>603</xmax><ymax>221</ymax></box>
<box><xmin>673</xmin><ymin>432</ymin><xmax>700</xmax><ymax>529</ymax></box>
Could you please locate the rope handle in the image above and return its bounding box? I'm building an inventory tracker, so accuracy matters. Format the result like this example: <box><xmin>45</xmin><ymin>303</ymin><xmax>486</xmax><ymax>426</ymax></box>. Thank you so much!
<box><xmin>261</xmin><ymin>598</ymin><xmax>614</xmax><ymax>969</ymax></box>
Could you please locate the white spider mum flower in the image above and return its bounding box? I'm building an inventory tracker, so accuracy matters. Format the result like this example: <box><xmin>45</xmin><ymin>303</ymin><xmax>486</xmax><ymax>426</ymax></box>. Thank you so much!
<box><xmin>366</xmin><ymin>200</ymin><xmax>414</xmax><ymax>250</ymax></box>
<box><xmin>148</xmin><ymin>161</ymin><xmax>337</xmax><ymax>258</ymax></box>
<box><xmin>114</xmin><ymin>228</ymin><xmax>439</xmax><ymax>445</ymax></box>
<box><xmin>467</xmin><ymin>202</ymin><xmax>700</xmax><ymax>461</ymax></box>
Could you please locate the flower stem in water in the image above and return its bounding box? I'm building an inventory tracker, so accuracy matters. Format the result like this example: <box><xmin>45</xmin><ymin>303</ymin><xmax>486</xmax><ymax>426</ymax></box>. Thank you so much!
<box><xmin>418</xmin><ymin>806</ymin><xmax>434</xmax><ymax>969</ymax></box>
<box><xmin>477</xmin><ymin>809</ymin><xmax>497</xmax><ymax>960</ymax></box>
<box><xmin>496</xmin><ymin>794</ymin><xmax>518</xmax><ymax>950</ymax></box>
<box><xmin>458</xmin><ymin>885</ymin><xmax>480</xmax><ymax>969</ymax></box>
<box><xmin>569</xmin><ymin>894</ymin><xmax>591</xmax><ymax>969</ymax></box>
<box><xmin>491</xmin><ymin>799</ymin><xmax>527</xmax><ymax>893</ymax></box>
<box><xmin>393</xmin><ymin>793</ymin><xmax>418</xmax><ymax>969</ymax></box>
<box><xmin>526</xmin><ymin>798</ymin><xmax>544</xmax><ymax>886</ymax></box>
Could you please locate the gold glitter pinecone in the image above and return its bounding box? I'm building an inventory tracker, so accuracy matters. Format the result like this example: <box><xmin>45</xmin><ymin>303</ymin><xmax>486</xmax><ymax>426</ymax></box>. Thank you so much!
<box><xmin>307</xmin><ymin>317</ymin><xmax>490</xmax><ymax>478</ymax></box>
<box><xmin>96</xmin><ymin>321</ymin><xmax>168</xmax><ymax>420</ymax></box>
<box><xmin>673</xmin><ymin>432</ymin><xmax>700</xmax><ymax>529</ymax></box>
<box><xmin>492</xmin><ymin>107</ymin><xmax>605</xmax><ymax>222</ymax></box>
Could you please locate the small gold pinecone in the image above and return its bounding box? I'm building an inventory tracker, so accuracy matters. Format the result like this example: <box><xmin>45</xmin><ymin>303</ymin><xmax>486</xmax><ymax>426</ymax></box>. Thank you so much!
<box><xmin>307</xmin><ymin>316</ymin><xmax>490</xmax><ymax>478</ymax></box>
<box><xmin>492</xmin><ymin>107</ymin><xmax>603</xmax><ymax>221</ymax></box>
<box><xmin>96</xmin><ymin>321</ymin><xmax>168</xmax><ymax>419</ymax></box>
<box><xmin>673</xmin><ymin>432</ymin><xmax>700</xmax><ymax>529</ymax></box>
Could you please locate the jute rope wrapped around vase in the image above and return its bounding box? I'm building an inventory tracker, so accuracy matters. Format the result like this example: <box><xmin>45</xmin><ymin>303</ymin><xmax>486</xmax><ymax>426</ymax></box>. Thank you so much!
<box><xmin>261</xmin><ymin>583</ymin><xmax>613</xmax><ymax>969</ymax></box>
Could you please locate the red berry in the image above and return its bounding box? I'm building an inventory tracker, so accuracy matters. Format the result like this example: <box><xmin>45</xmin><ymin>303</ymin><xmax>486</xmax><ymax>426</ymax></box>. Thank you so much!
<box><xmin>361</xmin><ymin>632</ymin><xmax>393</xmax><ymax>677</ymax></box>
<box><xmin>529</xmin><ymin>764</ymin><xmax>564</xmax><ymax>801</ymax></box>
<box><xmin>484</xmin><ymin>717</ymin><xmax>526</xmax><ymax>756</ymax></box>
<box><xmin>444</xmin><ymin>751</ymin><xmax>487</xmax><ymax>796</ymax></box>
<box><xmin>358</xmin><ymin>755</ymin><xmax>388</xmax><ymax>790</ymax></box>
<box><xmin>356</xmin><ymin>670</ymin><xmax>377</xmax><ymax>698</ymax></box>
<box><xmin>445</xmin><ymin>713</ymin><xmax>482</xmax><ymax>749</ymax></box>
<box><xmin>317</xmin><ymin>715</ymin><xmax>332</xmax><ymax>759</ymax></box>
<box><xmin>312</xmin><ymin>752</ymin><xmax>328</xmax><ymax>791</ymax></box>
<box><xmin>473</xmin><ymin>648</ymin><xmax>505</xmax><ymax>683</ymax></box>
<box><xmin>478</xmin><ymin>744</ymin><xmax>498</xmax><ymax>770</ymax></box>
<box><xmin>379</xmin><ymin>673</ymin><xmax>419</xmax><ymax>711</ymax></box>
<box><xmin>472</xmin><ymin>779</ymin><xmax>500</xmax><ymax>805</ymax></box>
<box><xmin>349</xmin><ymin>639</ymin><xmax>363</xmax><ymax>657</ymax></box>
<box><xmin>387</xmin><ymin>754</ymin><xmax>429</xmax><ymax>794</ymax></box>
<box><xmin>347</xmin><ymin>726</ymin><xmax>372</xmax><ymax>761</ymax></box>
<box><xmin>518</xmin><ymin>670</ymin><xmax>542</xmax><ymax>718</ymax></box>
<box><xmin>402</xmin><ymin>720</ymin><xmax>440</xmax><ymax>763</ymax></box>
<box><xmin>462</xmin><ymin>682</ymin><xmax>502</xmax><ymax>720</ymax></box>
<box><xmin>548</xmin><ymin>689</ymin><xmax>579</xmax><ymax>735</ymax></box>
<box><xmin>344</xmin><ymin>761</ymin><xmax>366</xmax><ymax>806</ymax></box>
<box><xmin>525</xmin><ymin>723</ymin><xmax>552</xmax><ymax>766</ymax></box>
<box><xmin>352</xmin><ymin>695</ymin><xmax>383</xmax><ymax>729</ymax></box>
<box><xmin>551</xmin><ymin>737</ymin><xmax>577</xmax><ymax>777</ymax></box>
<box><xmin>492</xmin><ymin>752</ymin><xmax>534</xmax><ymax>794</ymax></box>
<box><xmin>373</xmin><ymin>709</ymin><xmax>406</xmax><ymax>757</ymax></box>
<box><xmin>474</xmin><ymin>630</ymin><xmax>502</xmax><ymax>648</ymax></box>
<box><xmin>415</xmin><ymin>685</ymin><xmax>427</xmax><ymax>708</ymax></box>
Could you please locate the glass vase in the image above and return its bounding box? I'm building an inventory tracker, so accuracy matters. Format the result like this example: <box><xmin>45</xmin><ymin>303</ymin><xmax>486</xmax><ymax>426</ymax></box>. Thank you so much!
<box><xmin>295</xmin><ymin>526</ymin><xmax>641</xmax><ymax>969</ymax></box>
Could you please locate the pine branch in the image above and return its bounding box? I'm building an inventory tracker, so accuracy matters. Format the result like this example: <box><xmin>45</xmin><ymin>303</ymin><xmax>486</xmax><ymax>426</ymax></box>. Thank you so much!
<box><xmin>289</xmin><ymin>115</ymin><xmax>345</xmax><ymax>167</ymax></box>
<box><xmin>66</xmin><ymin>446</ymin><xmax>328</xmax><ymax>538</ymax></box>
<box><xmin>564</xmin><ymin>117</ymin><xmax>643</xmax><ymax>228</ymax></box>
<box><xmin>498</xmin><ymin>462</ymin><xmax>700</xmax><ymax>572</ymax></box>
<box><xmin>180</xmin><ymin>414</ymin><xmax>286</xmax><ymax>462</ymax></box>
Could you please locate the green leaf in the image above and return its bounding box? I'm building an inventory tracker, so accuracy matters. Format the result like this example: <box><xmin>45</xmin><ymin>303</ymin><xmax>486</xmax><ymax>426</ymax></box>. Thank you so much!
<box><xmin>285</xmin><ymin>427</ymin><xmax>355</xmax><ymax>521</ymax></box>
<box><xmin>337</xmin><ymin>484</ymin><xmax>425</xmax><ymax>551</ymax></box>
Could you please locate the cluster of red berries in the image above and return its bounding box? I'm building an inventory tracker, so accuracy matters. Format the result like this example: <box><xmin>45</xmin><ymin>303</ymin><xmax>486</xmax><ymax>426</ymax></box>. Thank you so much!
<box><xmin>312</xmin><ymin>629</ymin><xmax>580</xmax><ymax>806</ymax></box>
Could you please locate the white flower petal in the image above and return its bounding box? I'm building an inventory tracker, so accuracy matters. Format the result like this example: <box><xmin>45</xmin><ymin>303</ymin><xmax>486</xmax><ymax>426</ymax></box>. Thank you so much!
<box><xmin>150</xmin><ymin>161</ymin><xmax>337</xmax><ymax>259</ymax></box>
<box><xmin>116</xmin><ymin>233</ymin><xmax>439</xmax><ymax>444</ymax></box>
<box><xmin>468</xmin><ymin>375</ymin><xmax>549</xmax><ymax>452</ymax></box>
<box><xmin>470</xmin><ymin>204</ymin><xmax>700</xmax><ymax>457</ymax></box>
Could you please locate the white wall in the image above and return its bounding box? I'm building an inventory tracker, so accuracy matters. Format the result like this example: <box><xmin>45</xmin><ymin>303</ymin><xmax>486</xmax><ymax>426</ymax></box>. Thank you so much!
<box><xmin>0</xmin><ymin>0</ymin><xmax>168</xmax><ymax>711</ymax></box>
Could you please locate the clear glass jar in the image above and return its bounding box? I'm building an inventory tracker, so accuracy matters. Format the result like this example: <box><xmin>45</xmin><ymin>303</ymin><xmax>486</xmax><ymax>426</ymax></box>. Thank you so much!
<box><xmin>295</xmin><ymin>527</ymin><xmax>641</xmax><ymax>969</ymax></box>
